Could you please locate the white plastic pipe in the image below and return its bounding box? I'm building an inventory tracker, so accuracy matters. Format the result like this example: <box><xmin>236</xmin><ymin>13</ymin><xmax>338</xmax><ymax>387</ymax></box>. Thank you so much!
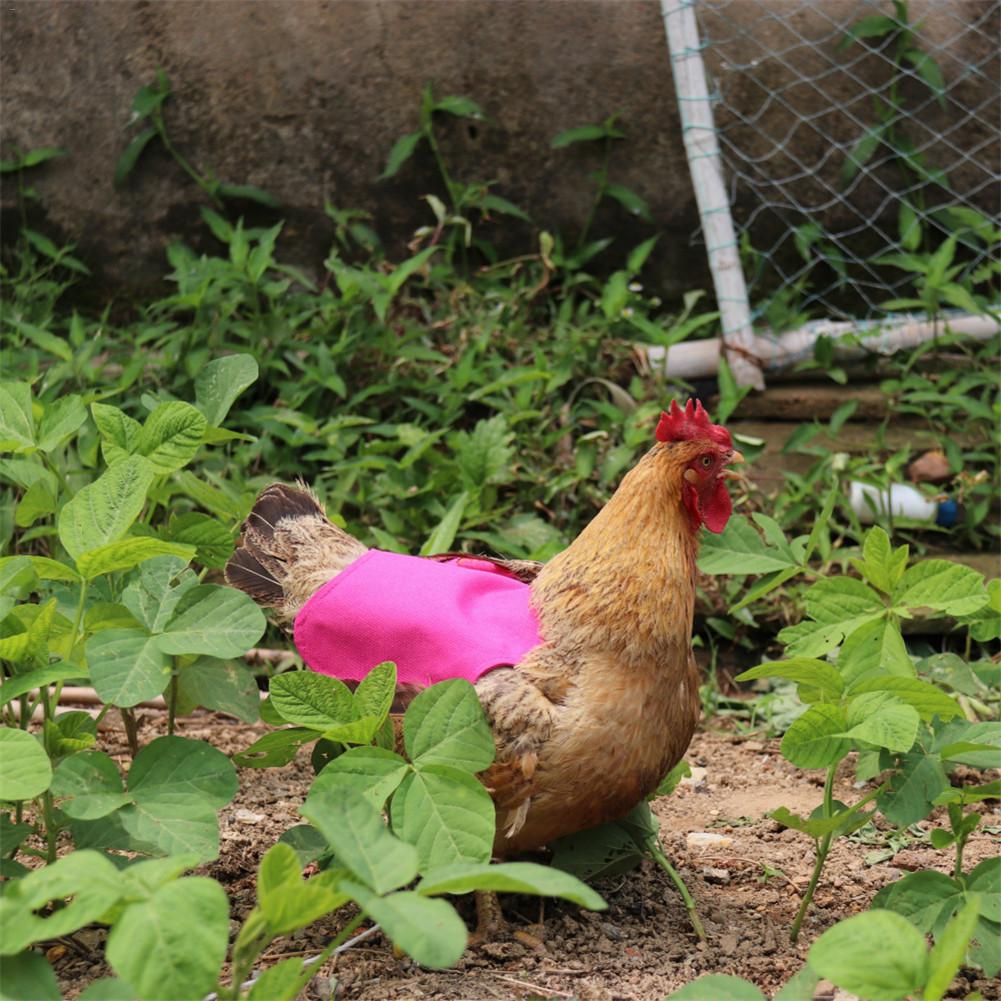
<box><xmin>648</xmin><ymin>310</ymin><xmax>999</xmax><ymax>380</ymax></box>
<box><xmin>662</xmin><ymin>0</ymin><xmax>764</xmax><ymax>390</ymax></box>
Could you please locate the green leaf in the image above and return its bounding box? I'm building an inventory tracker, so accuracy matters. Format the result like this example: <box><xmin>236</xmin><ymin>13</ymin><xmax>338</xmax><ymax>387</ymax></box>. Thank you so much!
<box><xmin>157</xmin><ymin>584</ymin><xmax>265</xmax><ymax>657</ymax></box>
<box><xmin>114</xmin><ymin>126</ymin><xmax>158</xmax><ymax>185</ymax></box>
<box><xmin>135</xmin><ymin>401</ymin><xmax>207</xmax><ymax>473</ymax></box>
<box><xmin>0</xmin><ymin>951</ymin><xmax>61</xmax><ymax>1001</ymax></box>
<box><xmin>51</xmin><ymin>751</ymin><xmax>131</xmax><ymax>819</ymax></box>
<box><xmin>551</xmin><ymin>123</ymin><xmax>612</xmax><ymax>148</ymax></box>
<box><xmin>667</xmin><ymin>976</ymin><xmax>766</xmax><ymax>1001</ymax></box>
<box><xmin>850</xmin><ymin>677</ymin><xmax>961</xmax><ymax>723</ymax></box>
<box><xmin>417</xmin><ymin>860</ymin><xmax>606</xmax><ymax>910</ymax></box>
<box><xmin>391</xmin><ymin>764</ymin><xmax>495</xmax><ymax>871</ymax></box>
<box><xmin>353</xmin><ymin>660</ymin><xmax>396</xmax><ymax>724</ymax></box>
<box><xmin>0</xmin><ymin>662</ymin><xmax>87</xmax><ymax>706</ymax></box>
<box><xmin>217</xmin><ymin>182</ymin><xmax>281</xmax><ymax>207</ymax></box>
<box><xmin>75</xmin><ymin>537</ymin><xmax>195</xmax><ymax>579</ymax></box>
<box><xmin>403</xmin><ymin>679</ymin><xmax>495</xmax><ymax>772</ymax></box>
<box><xmin>433</xmin><ymin>94</ymin><xmax>484</xmax><ymax>119</ymax></box>
<box><xmin>342</xmin><ymin>882</ymin><xmax>467</xmax><ymax>969</ymax></box>
<box><xmin>924</xmin><ymin>895</ymin><xmax>981</xmax><ymax>1001</ymax></box>
<box><xmin>36</xmin><ymin>395</ymin><xmax>87</xmax><ymax>452</ymax></box>
<box><xmin>86</xmin><ymin>628</ymin><xmax>170</xmax><ymax>707</ymax></box>
<box><xmin>605</xmin><ymin>183</ymin><xmax>651</xmax><ymax>221</ymax></box>
<box><xmin>307</xmin><ymin>745</ymin><xmax>410</xmax><ymax>809</ymax></box>
<box><xmin>175</xmin><ymin>657</ymin><xmax>261</xmax><ymax>722</ymax></box>
<box><xmin>246</xmin><ymin>956</ymin><xmax>313</xmax><ymax>1001</ymax></box>
<box><xmin>77</xmin><ymin>978</ymin><xmax>138</xmax><ymax>1001</ymax></box>
<box><xmin>892</xmin><ymin>560</ymin><xmax>987</xmax><ymax>617</ymax></box>
<box><xmin>808</xmin><ymin>909</ymin><xmax>927</xmax><ymax>1001</ymax></box>
<box><xmin>257</xmin><ymin>843</ymin><xmax>348</xmax><ymax>935</ymax></box>
<box><xmin>841</xmin><ymin>694</ymin><xmax>920</xmax><ymax>753</ymax></box>
<box><xmin>269</xmin><ymin>671</ymin><xmax>355</xmax><ymax>729</ymax></box>
<box><xmin>300</xmin><ymin>788</ymin><xmax>418</xmax><ymax>895</ymax></box>
<box><xmin>121</xmin><ymin>555</ymin><xmax>198</xmax><ymax>634</ymax></box>
<box><xmin>780</xmin><ymin>704</ymin><xmax>850</xmax><ymax>769</ymax></box>
<box><xmin>163</xmin><ymin>512</ymin><xmax>234</xmax><ymax>569</ymax></box>
<box><xmin>857</xmin><ymin>526</ymin><xmax>908</xmax><ymax>594</ymax></box>
<box><xmin>736</xmin><ymin>658</ymin><xmax>844</xmax><ymax>702</ymax></box>
<box><xmin>698</xmin><ymin>515</ymin><xmax>800</xmax><ymax>575</ymax></box>
<box><xmin>106</xmin><ymin>877</ymin><xmax>229</xmax><ymax>1001</ymax></box>
<box><xmin>15</xmin><ymin>479</ymin><xmax>57</xmax><ymax>528</ymax></box>
<box><xmin>194</xmin><ymin>354</ymin><xmax>258</xmax><ymax>427</ymax></box>
<box><xmin>419</xmin><ymin>491</ymin><xmax>468</xmax><ymax>556</ymax></box>
<box><xmin>0</xmin><ymin>382</ymin><xmax>35</xmax><ymax>453</ymax></box>
<box><xmin>781</xmin><ymin>577</ymin><xmax>885</xmax><ymax>657</ymax></box>
<box><xmin>58</xmin><ymin>456</ymin><xmax>155</xmax><ymax>561</ymax></box>
<box><xmin>878</xmin><ymin>749</ymin><xmax>949</xmax><ymax>826</ymax></box>
<box><xmin>770</xmin><ymin>803</ymin><xmax>874</xmax><ymax>839</ymax></box>
<box><xmin>626</xmin><ymin>234</ymin><xmax>660</xmax><ymax>274</ymax></box>
<box><xmin>20</xmin><ymin>147</ymin><xmax>67</xmax><ymax>169</ymax></box>
<box><xmin>232</xmin><ymin>727</ymin><xmax>316</xmax><ymax>768</ymax></box>
<box><xmin>839</xmin><ymin>618</ymin><xmax>914</xmax><ymax>688</ymax></box>
<box><xmin>91</xmin><ymin>403</ymin><xmax>141</xmax><ymax>465</ymax></box>
<box><xmin>381</xmin><ymin>131</ymin><xmax>423</xmax><ymax>180</ymax></box>
<box><xmin>0</xmin><ymin>727</ymin><xmax>52</xmax><ymax>800</ymax></box>
<box><xmin>0</xmin><ymin>850</ymin><xmax>123</xmax><ymax>955</ymax></box>
<box><xmin>0</xmin><ymin>555</ymin><xmax>36</xmax><ymax>621</ymax></box>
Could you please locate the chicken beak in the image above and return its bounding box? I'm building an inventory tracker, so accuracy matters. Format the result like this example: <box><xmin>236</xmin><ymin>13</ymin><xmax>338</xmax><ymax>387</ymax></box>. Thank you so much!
<box><xmin>721</xmin><ymin>450</ymin><xmax>745</xmax><ymax>480</ymax></box>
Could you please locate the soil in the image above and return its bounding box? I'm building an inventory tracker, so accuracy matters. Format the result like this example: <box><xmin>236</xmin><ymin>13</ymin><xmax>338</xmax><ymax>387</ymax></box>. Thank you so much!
<box><xmin>51</xmin><ymin>709</ymin><xmax>1000</xmax><ymax>1001</ymax></box>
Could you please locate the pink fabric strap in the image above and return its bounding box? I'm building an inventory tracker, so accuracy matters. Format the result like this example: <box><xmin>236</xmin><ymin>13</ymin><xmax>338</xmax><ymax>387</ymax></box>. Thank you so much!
<box><xmin>293</xmin><ymin>550</ymin><xmax>543</xmax><ymax>687</ymax></box>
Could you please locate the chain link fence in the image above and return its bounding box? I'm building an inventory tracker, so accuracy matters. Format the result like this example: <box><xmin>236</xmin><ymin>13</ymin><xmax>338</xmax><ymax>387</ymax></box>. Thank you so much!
<box><xmin>691</xmin><ymin>0</ymin><xmax>999</xmax><ymax>328</ymax></box>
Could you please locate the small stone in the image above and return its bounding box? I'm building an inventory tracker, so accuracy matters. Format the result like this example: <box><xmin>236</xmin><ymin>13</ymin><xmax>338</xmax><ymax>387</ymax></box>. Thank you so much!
<box><xmin>813</xmin><ymin>980</ymin><xmax>835</xmax><ymax>1000</ymax></box>
<box><xmin>701</xmin><ymin>866</ymin><xmax>731</xmax><ymax>884</ymax></box>
<box><xmin>719</xmin><ymin>932</ymin><xmax>739</xmax><ymax>955</ymax></box>
<box><xmin>908</xmin><ymin>449</ymin><xmax>952</xmax><ymax>483</ymax></box>
<box><xmin>687</xmin><ymin>831</ymin><xmax>732</xmax><ymax>850</ymax></box>
<box><xmin>600</xmin><ymin>921</ymin><xmax>624</xmax><ymax>941</ymax></box>
<box><xmin>680</xmin><ymin>766</ymin><xmax>708</xmax><ymax>788</ymax></box>
<box><xmin>235</xmin><ymin>808</ymin><xmax>264</xmax><ymax>824</ymax></box>
<box><xmin>743</xmin><ymin>740</ymin><xmax>766</xmax><ymax>752</ymax></box>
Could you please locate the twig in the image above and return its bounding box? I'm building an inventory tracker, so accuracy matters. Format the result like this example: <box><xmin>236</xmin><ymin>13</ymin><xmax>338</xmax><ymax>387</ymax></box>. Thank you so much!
<box><xmin>487</xmin><ymin>973</ymin><xmax>574</xmax><ymax>998</ymax></box>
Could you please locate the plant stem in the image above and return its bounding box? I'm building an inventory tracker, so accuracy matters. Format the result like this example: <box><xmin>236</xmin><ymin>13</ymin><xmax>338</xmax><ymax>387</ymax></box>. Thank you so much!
<box><xmin>789</xmin><ymin>764</ymin><xmax>837</xmax><ymax>943</ymax></box>
<box><xmin>648</xmin><ymin>840</ymin><xmax>706</xmax><ymax>942</ymax></box>
<box><xmin>153</xmin><ymin>108</ymin><xmax>224</xmax><ymax>209</ymax></box>
<box><xmin>576</xmin><ymin>139</ymin><xmax>610</xmax><ymax>250</ymax></box>
<box><xmin>40</xmin><ymin>792</ymin><xmax>59</xmax><ymax>864</ymax></box>
<box><xmin>120</xmin><ymin>707</ymin><xmax>140</xmax><ymax>758</ymax></box>
<box><xmin>167</xmin><ymin>666</ymin><xmax>179</xmax><ymax>736</ymax></box>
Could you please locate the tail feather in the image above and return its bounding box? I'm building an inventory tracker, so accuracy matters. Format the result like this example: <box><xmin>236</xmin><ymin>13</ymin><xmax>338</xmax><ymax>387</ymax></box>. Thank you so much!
<box><xmin>225</xmin><ymin>483</ymin><xmax>367</xmax><ymax>621</ymax></box>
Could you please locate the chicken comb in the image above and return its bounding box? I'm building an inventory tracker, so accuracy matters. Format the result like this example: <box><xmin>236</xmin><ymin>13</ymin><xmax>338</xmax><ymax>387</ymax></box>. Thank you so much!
<box><xmin>655</xmin><ymin>399</ymin><xmax>732</xmax><ymax>448</ymax></box>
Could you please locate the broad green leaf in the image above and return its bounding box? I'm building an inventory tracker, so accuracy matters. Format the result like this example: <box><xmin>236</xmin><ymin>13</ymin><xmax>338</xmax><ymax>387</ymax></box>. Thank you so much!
<box><xmin>0</xmin><ymin>555</ymin><xmax>35</xmax><ymax>621</ymax></box>
<box><xmin>75</xmin><ymin>537</ymin><xmax>194</xmax><ymax>579</ymax></box>
<box><xmin>0</xmin><ymin>850</ymin><xmax>123</xmax><ymax>955</ymax></box>
<box><xmin>277</xmin><ymin>824</ymin><xmax>329</xmax><ymax>867</ymax></box>
<box><xmin>417</xmin><ymin>860</ymin><xmax>606</xmax><ymax>910</ymax></box>
<box><xmin>58</xmin><ymin>456</ymin><xmax>155</xmax><ymax>560</ymax></box>
<box><xmin>924</xmin><ymin>895</ymin><xmax>981</xmax><ymax>1001</ymax></box>
<box><xmin>307</xmin><ymin>745</ymin><xmax>410</xmax><ymax>809</ymax></box>
<box><xmin>157</xmin><ymin>584</ymin><xmax>265</xmax><ymax>657</ymax></box>
<box><xmin>342</xmin><ymin>882</ymin><xmax>467</xmax><ymax>969</ymax></box>
<box><xmin>0</xmin><ymin>382</ymin><xmax>34</xmax><ymax>452</ymax></box>
<box><xmin>0</xmin><ymin>662</ymin><xmax>88</xmax><ymax>705</ymax></box>
<box><xmin>697</xmin><ymin>515</ymin><xmax>800</xmax><ymax>575</ymax></box>
<box><xmin>77</xmin><ymin>979</ymin><xmax>138</xmax><ymax>1001</ymax></box>
<box><xmin>36</xmin><ymin>395</ymin><xmax>87</xmax><ymax>452</ymax></box>
<box><xmin>839</xmin><ymin>618</ymin><xmax>914</xmax><ymax>688</ymax></box>
<box><xmin>86</xmin><ymin>601</ymin><xmax>144</xmax><ymax>632</ymax></box>
<box><xmin>135</xmin><ymin>401</ymin><xmax>207</xmax><ymax>473</ymax></box>
<box><xmin>163</xmin><ymin>512</ymin><xmax>234</xmax><ymax>568</ymax></box>
<box><xmin>194</xmin><ymin>354</ymin><xmax>258</xmax><ymax>427</ymax></box>
<box><xmin>106</xmin><ymin>877</ymin><xmax>228</xmax><ymax>1001</ymax></box>
<box><xmin>841</xmin><ymin>694</ymin><xmax>920</xmax><ymax>752</ymax></box>
<box><xmin>121</xmin><ymin>555</ymin><xmax>198</xmax><ymax>634</ymax></box>
<box><xmin>850</xmin><ymin>677</ymin><xmax>961</xmax><ymax>723</ymax></box>
<box><xmin>15</xmin><ymin>479</ymin><xmax>56</xmax><ymax>527</ymax></box>
<box><xmin>551</xmin><ymin>123</ymin><xmax>612</xmax><ymax>147</ymax></box>
<box><xmin>269</xmin><ymin>671</ymin><xmax>355</xmax><ymax>729</ymax></box>
<box><xmin>232</xmin><ymin>728</ymin><xmax>315</xmax><ymax>768</ymax></box>
<box><xmin>878</xmin><ymin>749</ymin><xmax>949</xmax><ymax>826</ymax></box>
<box><xmin>86</xmin><ymin>628</ymin><xmax>170</xmax><ymax>707</ymax></box>
<box><xmin>0</xmin><ymin>727</ymin><xmax>52</xmax><ymax>800</ymax></box>
<box><xmin>257</xmin><ymin>843</ymin><xmax>348</xmax><ymax>935</ymax></box>
<box><xmin>175</xmin><ymin>657</ymin><xmax>260</xmax><ymax>722</ymax></box>
<box><xmin>403</xmin><ymin>679</ymin><xmax>495</xmax><ymax>772</ymax></box>
<box><xmin>43</xmin><ymin>710</ymin><xmax>97</xmax><ymax>757</ymax></box>
<box><xmin>301</xmin><ymin>788</ymin><xmax>418</xmax><ymax>895</ymax></box>
<box><xmin>114</xmin><ymin>126</ymin><xmax>158</xmax><ymax>186</ymax></box>
<box><xmin>808</xmin><ymin>910</ymin><xmax>927</xmax><ymax>1001</ymax></box>
<box><xmin>802</xmin><ymin>576</ymin><xmax>885</xmax><ymax>648</ymax></box>
<box><xmin>119</xmin><ymin>800</ymin><xmax>230</xmax><ymax>860</ymax></box>
<box><xmin>667</xmin><ymin>976</ymin><xmax>766</xmax><ymax>1001</ymax></box>
<box><xmin>770</xmin><ymin>803</ymin><xmax>873</xmax><ymax>839</ymax></box>
<box><xmin>736</xmin><ymin>658</ymin><xmax>844</xmax><ymax>702</ymax></box>
<box><xmin>353</xmin><ymin>660</ymin><xmax>397</xmax><ymax>725</ymax></box>
<box><xmin>90</xmin><ymin>403</ymin><xmax>141</xmax><ymax>465</ymax></box>
<box><xmin>934</xmin><ymin>720</ymin><xmax>1001</xmax><ymax>769</ymax></box>
<box><xmin>781</xmin><ymin>704</ymin><xmax>850</xmax><ymax>769</ymax></box>
<box><xmin>0</xmin><ymin>950</ymin><xmax>60</xmax><ymax>1001</ymax></box>
<box><xmin>892</xmin><ymin>560</ymin><xmax>988</xmax><ymax>617</ymax></box>
<box><xmin>967</xmin><ymin>858</ymin><xmax>1001</xmax><ymax>923</ymax></box>
<box><xmin>391</xmin><ymin>764</ymin><xmax>495</xmax><ymax>871</ymax></box>
<box><xmin>5</xmin><ymin>555</ymin><xmax>80</xmax><ymax>583</ymax></box>
<box><xmin>246</xmin><ymin>957</ymin><xmax>314</xmax><ymax>1001</ymax></box>
<box><xmin>128</xmin><ymin>735</ymin><xmax>238</xmax><ymax>809</ymax></box>
<box><xmin>51</xmin><ymin>751</ymin><xmax>131</xmax><ymax>819</ymax></box>
<box><xmin>873</xmin><ymin>870</ymin><xmax>966</xmax><ymax>939</ymax></box>
<box><xmin>856</xmin><ymin>526</ymin><xmax>908</xmax><ymax>594</ymax></box>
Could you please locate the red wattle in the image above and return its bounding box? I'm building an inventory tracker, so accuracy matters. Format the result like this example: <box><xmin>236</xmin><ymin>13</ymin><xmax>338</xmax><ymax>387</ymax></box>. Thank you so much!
<box><xmin>700</xmin><ymin>480</ymin><xmax>733</xmax><ymax>534</ymax></box>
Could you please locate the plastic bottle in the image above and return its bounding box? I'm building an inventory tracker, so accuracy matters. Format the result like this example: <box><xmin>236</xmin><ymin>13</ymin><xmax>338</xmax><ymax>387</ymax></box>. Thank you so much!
<box><xmin>848</xmin><ymin>481</ymin><xmax>959</xmax><ymax>527</ymax></box>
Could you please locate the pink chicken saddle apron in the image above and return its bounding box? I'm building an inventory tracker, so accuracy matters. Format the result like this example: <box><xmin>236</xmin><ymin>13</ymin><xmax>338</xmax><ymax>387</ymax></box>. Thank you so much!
<box><xmin>293</xmin><ymin>550</ymin><xmax>543</xmax><ymax>687</ymax></box>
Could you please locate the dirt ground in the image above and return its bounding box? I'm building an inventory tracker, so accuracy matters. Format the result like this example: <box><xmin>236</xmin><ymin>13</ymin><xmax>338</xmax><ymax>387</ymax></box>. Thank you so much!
<box><xmin>52</xmin><ymin>709</ymin><xmax>1000</xmax><ymax>1001</ymax></box>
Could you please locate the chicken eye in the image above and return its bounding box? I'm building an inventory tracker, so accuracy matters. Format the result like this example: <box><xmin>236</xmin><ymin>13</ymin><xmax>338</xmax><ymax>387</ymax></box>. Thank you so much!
<box><xmin>700</xmin><ymin>455</ymin><xmax>713</xmax><ymax>469</ymax></box>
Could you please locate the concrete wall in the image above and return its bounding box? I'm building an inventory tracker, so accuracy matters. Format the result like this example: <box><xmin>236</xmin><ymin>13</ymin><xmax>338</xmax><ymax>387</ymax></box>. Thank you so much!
<box><xmin>2</xmin><ymin>0</ymin><xmax>997</xmax><ymax>300</ymax></box>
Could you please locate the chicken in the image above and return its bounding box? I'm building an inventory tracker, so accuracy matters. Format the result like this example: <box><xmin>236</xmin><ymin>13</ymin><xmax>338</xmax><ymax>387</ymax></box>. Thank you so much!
<box><xmin>226</xmin><ymin>399</ymin><xmax>741</xmax><ymax>857</ymax></box>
